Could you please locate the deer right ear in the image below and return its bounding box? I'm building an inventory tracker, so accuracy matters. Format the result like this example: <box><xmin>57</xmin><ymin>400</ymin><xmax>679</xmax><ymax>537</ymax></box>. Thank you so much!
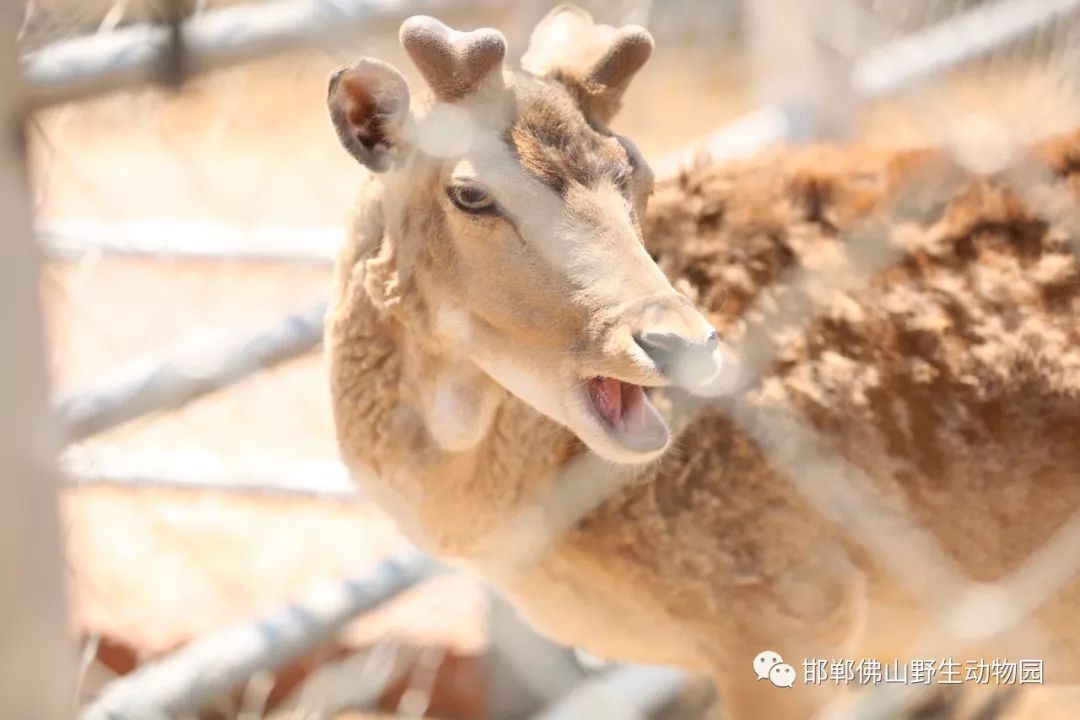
<box><xmin>328</xmin><ymin>58</ymin><xmax>411</xmax><ymax>173</ymax></box>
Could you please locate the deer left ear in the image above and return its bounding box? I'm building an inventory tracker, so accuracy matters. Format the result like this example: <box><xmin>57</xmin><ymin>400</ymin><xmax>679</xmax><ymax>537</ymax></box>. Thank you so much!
<box><xmin>328</xmin><ymin>58</ymin><xmax>411</xmax><ymax>172</ymax></box>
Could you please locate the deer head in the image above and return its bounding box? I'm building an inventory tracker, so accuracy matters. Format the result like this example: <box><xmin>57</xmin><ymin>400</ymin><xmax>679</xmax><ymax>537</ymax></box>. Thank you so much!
<box><xmin>328</xmin><ymin>5</ymin><xmax>723</xmax><ymax>464</ymax></box>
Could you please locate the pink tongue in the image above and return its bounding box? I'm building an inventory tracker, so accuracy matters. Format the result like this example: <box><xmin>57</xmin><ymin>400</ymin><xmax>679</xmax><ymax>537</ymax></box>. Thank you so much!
<box><xmin>594</xmin><ymin>377</ymin><xmax>622</xmax><ymax>426</ymax></box>
<box><xmin>589</xmin><ymin>377</ymin><xmax>650</xmax><ymax>432</ymax></box>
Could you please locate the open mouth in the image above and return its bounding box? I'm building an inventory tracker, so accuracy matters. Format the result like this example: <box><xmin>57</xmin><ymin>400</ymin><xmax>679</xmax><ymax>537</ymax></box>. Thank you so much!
<box><xmin>584</xmin><ymin>376</ymin><xmax>670</xmax><ymax>456</ymax></box>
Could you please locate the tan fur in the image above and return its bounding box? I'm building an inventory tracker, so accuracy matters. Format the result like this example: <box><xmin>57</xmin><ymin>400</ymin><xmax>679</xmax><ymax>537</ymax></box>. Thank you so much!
<box><xmin>326</xmin><ymin>10</ymin><xmax>1080</xmax><ymax>719</ymax></box>
<box><xmin>329</xmin><ymin>139</ymin><xmax>1080</xmax><ymax>718</ymax></box>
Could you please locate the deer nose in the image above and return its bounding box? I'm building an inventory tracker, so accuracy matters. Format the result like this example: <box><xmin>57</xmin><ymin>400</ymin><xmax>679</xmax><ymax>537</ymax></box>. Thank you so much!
<box><xmin>633</xmin><ymin>327</ymin><xmax>722</xmax><ymax>386</ymax></box>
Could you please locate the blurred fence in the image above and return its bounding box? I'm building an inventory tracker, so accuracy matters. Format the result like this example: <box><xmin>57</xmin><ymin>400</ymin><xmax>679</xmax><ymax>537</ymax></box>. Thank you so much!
<box><xmin>1</xmin><ymin>5</ymin><xmax>76</xmax><ymax>720</ymax></box>
<box><xmin>7</xmin><ymin>0</ymin><xmax>1080</xmax><ymax>718</ymax></box>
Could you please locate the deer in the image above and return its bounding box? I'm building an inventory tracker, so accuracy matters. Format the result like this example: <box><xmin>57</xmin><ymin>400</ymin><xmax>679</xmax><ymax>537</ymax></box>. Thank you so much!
<box><xmin>324</xmin><ymin>5</ymin><xmax>1080</xmax><ymax>718</ymax></box>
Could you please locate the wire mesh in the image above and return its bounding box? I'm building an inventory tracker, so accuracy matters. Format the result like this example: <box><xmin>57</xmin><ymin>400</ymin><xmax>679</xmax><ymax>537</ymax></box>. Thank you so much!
<box><xmin>11</xmin><ymin>0</ymin><xmax>1080</xmax><ymax>718</ymax></box>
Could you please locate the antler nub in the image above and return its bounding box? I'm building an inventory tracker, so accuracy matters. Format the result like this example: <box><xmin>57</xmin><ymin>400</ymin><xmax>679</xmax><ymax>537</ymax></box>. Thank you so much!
<box><xmin>588</xmin><ymin>26</ymin><xmax>652</xmax><ymax>93</ymax></box>
<box><xmin>521</xmin><ymin>4</ymin><xmax>653</xmax><ymax>122</ymax></box>
<box><xmin>400</xmin><ymin>16</ymin><xmax>507</xmax><ymax>101</ymax></box>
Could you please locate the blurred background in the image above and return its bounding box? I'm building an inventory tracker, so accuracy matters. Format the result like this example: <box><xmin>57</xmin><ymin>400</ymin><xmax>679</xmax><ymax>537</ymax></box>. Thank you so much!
<box><xmin>5</xmin><ymin>0</ymin><xmax>1080</xmax><ymax>718</ymax></box>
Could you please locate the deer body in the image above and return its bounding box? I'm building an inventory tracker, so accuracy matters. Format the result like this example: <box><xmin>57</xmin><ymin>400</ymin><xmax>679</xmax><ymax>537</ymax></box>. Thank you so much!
<box><xmin>326</xmin><ymin>7</ymin><xmax>1080</xmax><ymax>718</ymax></box>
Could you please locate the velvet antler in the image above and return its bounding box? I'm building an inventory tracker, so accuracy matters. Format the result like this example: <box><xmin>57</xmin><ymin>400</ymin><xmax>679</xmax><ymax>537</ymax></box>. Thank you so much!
<box><xmin>521</xmin><ymin>4</ymin><xmax>653</xmax><ymax>123</ymax></box>
<box><xmin>400</xmin><ymin>15</ymin><xmax>507</xmax><ymax>101</ymax></box>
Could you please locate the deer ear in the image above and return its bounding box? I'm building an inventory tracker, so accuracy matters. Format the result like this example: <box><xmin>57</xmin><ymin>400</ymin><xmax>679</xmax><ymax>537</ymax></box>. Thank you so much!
<box><xmin>328</xmin><ymin>58</ymin><xmax>411</xmax><ymax>172</ymax></box>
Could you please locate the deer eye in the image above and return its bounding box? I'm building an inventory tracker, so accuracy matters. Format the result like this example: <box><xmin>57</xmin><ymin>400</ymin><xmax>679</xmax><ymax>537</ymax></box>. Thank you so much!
<box><xmin>447</xmin><ymin>183</ymin><xmax>496</xmax><ymax>214</ymax></box>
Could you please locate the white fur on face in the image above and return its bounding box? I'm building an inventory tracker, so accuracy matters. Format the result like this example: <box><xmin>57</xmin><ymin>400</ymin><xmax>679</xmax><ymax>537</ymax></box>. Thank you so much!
<box><xmin>454</xmin><ymin>139</ymin><xmax>674</xmax><ymax>318</ymax></box>
<box><xmin>414</xmin><ymin>103</ymin><xmax>478</xmax><ymax>158</ymax></box>
<box><xmin>451</xmin><ymin>134</ymin><xmax>565</xmax><ymax>232</ymax></box>
<box><xmin>428</xmin><ymin>119</ymin><xmax>676</xmax><ymax>463</ymax></box>
<box><xmin>471</xmin><ymin>349</ymin><xmax>572</xmax><ymax>430</ymax></box>
<box><xmin>556</xmin><ymin>181</ymin><xmax>674</xmax><ymax>303</ymax></box>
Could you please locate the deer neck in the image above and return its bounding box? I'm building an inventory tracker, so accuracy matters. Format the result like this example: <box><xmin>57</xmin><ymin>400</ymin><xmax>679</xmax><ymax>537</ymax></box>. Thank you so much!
<box><xmin>328</xmin><ymin>179</ymin><xmax>577</xmax><ymax>557</ymax></box>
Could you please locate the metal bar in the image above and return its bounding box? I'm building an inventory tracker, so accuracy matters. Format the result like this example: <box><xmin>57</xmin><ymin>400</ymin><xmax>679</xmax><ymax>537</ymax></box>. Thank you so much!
<box><xmin>530</xmin><ymin>665</ymin><xmax>687</xmax><ymax>720</ymax></box>
<box><xmin>742</xmin><ymin>0</ymin><xmax>848</xmax><ymax>140</ymax></box>
<box><xmin>56</xmin><ymin>298</ymin><xmax>327</xmax><ymax>443</ymax></box>
<box><xmin>853</xmin><ymin>0</ymin><xmax>1080</xmax><ymax>98</ymax></box>
<box><xmin>651</xmin><ymin>104</ymin><xmax>798</xmax><ymax>177</ymax></box>
<box><xmin>40</xmin><ymin>220</ymin><xmax>340</xmax><ymax>264</ymax></box>
<box><xmin>79</xmin><ymin>552</ymin><xmax>438</xmax><ymax>720</ymax></box>
<box><xmin>21</xmin><ymin>0</ymin><xmax>500</xmax><ymax>107</ymax></box>
<box><xmin>656</xmin><ymin>0</ymin><xmax>1080</xmax><ymax>172</ymax></box>
<box><xmin>486</xmin><ymin>591</ymin><xmax>588</xmax><ymax>716</ymax></box>
<box><xmin>0</xmin><ymin>6</ymin><xmax>76</xmax><ymax>719</ymax></box>
<box><xmin>59</xmin><ymin>450</ymin><xmax>357</xmax><ymax>499</ymax></box>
